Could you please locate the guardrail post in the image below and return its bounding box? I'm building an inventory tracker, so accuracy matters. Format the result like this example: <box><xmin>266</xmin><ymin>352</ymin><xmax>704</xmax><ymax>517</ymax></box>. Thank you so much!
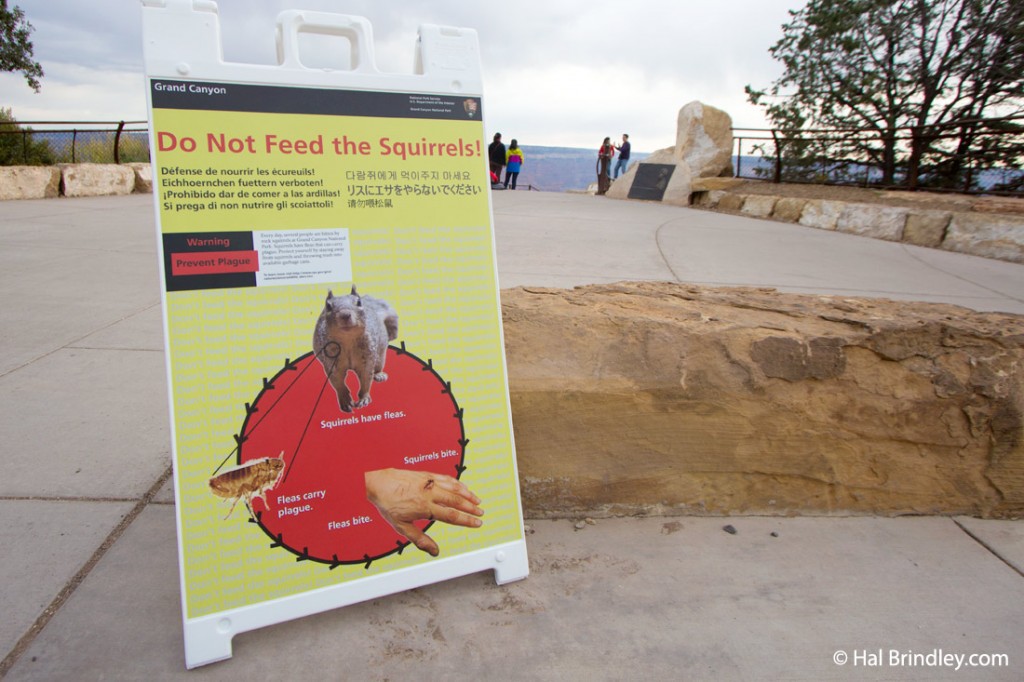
<box><xmin>771</xmin><ymin>130</ymin><xmax>782</xmax><ymax>184</ymax></box>
<box><xmin>114</xmin><ymin>120</ymin><xmax>125</xmax><ymax>164</ymax></box>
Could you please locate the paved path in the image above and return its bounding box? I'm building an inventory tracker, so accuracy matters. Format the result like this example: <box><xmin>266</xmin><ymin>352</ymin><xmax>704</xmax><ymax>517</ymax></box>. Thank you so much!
<box><xmin>1</xmin><ymin>192</ymin><xmax>1021</xmax><ymax>680</ymax></box>
<box><xmin>493</xmin><ymin>191</ymin><xmax>1024</xmax><ymax>313</ymax></box>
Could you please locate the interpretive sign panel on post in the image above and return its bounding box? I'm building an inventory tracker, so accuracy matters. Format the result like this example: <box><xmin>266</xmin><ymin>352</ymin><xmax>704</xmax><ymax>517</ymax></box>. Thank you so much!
<box><xmin>141</xmin><ymin>0</ymin><xmax>528</xmax><ymax>669</ymax></box>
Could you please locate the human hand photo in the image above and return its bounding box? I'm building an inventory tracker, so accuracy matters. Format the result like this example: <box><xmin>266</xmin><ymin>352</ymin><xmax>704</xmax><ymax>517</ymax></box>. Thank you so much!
<box><xmin>364</xmin><ymin>468</ymin><xmax>484</xmax><ymax>556</ymax></box>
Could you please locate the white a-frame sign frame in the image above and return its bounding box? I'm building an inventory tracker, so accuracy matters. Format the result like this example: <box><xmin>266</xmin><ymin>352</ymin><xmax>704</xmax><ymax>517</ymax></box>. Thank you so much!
<box><xmin>141</xmin><ymin>0</ymin><xmax>528</xmax><ymax>669</ymax></box>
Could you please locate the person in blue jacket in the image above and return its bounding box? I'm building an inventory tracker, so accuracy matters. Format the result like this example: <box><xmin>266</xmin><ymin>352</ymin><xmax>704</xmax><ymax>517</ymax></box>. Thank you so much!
<box><xmin>504</xmin><ymin>140</ymin><xmax>524</xmax><ymax>190</ymax></box>
<box><xmin>613</xmin><ymin>134</ymin><xmax>631</xmax><ymax>178</ymax></box>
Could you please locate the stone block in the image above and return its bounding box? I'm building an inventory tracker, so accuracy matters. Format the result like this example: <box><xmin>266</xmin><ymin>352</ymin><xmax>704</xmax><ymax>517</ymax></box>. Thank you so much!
<box><xmin>0</xmin><ymin>166</ymin><xmax>60</xmax><ymax>200</ymax></box>
<box><xmin>903</xmin><ymin>211</ymin><xmax>951</xmax><ymax>248</ymax></box>
<box><xmin>716</xmin><ymin>193</ymin><xmax>745</xmax><ymax>212</ymax></box>
<box><xmin>772</xmin><ymin>197</ymin><xmax>806</xmax><ymax>222</ymax></box>
<box><xmin>943</xmin><ymin>213</ymin><xmax>1024</xmax><ymax>264</ymax></box>
<box><xmin>129</xmin><ymin>163</ymin><xmax>153</xmax><ymax>193</ymax></box>
<box><xmin>836</xmin><ymin>204</ymin><xmax>908</xmax><ymax>241</ymax></box>
<box><xmin>740</xmin><ymin>195</ymin><xmax>777</xmax><ymax>218</ymax></box>
<box><xmin>798</xmin><ymin>200</ymin><xmax>845</xmax><ymax>230</ymax></box>
<box><xmin>503</xmin><ymin>282</ymin><xmax>1024</xmax><ymax>518</ymax></box>
<box><xmin>61</xmin><ymin>164</ymin><xmax>136</xmax><ymax>198</ymax></box>
<box><xmin>690</xmin><ymin>190</ymin><xmax>725</xmax><ymax>208</ymax></box>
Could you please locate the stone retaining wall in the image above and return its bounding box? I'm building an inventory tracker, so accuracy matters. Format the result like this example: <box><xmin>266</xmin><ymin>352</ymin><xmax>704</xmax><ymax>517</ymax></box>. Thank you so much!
<box><xmin>691</xmin><ymin>180</ymin><xmax>1024</xmax><ymax>265</ymax></box>
<box><xmin>0</xmin><ymin>163</ymin><xmax>153</xmax><ymax>201</ymax></box>
<box><xmin>504</xmin><ymin>282</ymin><xmax>1024</xmax><ymax>519</ymax></box>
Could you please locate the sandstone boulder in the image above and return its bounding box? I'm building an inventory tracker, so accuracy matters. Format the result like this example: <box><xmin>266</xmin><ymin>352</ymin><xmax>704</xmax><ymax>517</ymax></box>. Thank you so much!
<box><xmin>943</xmin><ymin>213</ymin><xmax>1024</xmax><ymax>264</ymax></box>
<box><xmin>61</xmin><ymin>163</ymin><xmax>136</xmax><ymax>198</ymax></box>
<box><xmin>691</xmin><ymin>190</ymin><xmax>727</xmax><ymax>208</ymax></box>
<box><xmin>0</xmin><ymin>166</ymin><xmax>60</xmax><ymax>200</ymax></box>
<box><xmin>740</xmin><ymin>195</ymin><xmax>776</xmax><ymax>218</ymax></box>
<box><xmin>716</xmin><ymin>193</ymin><xmax>744</xmax><ymax>212</ymax></box>
<box><xmin>129</xmin><ymin>162</ymin><xmax>153</xmax><ymax>193</ymax></box>
<box><xmin>502</xmin><ymin>282</ymin><xmax>1024</xmax><ymax>519</ymax></box>
<box><xmin>798</xmin><ymin>200</ymin><xmax>845</xmax><ymax>230</ymax></box>
<box><xmin>772</xmin><ymin>197</ymin><xmax>807</xmax><ymax>222</ymax></box>
<box><xmin>675</xmin><ymin>101</ymin><xmax>733</xmax><ymax>178</ymax></box>
<box><xmin>903</xmin><ymin>211</ymin><xmax>951</xmax><ymax>248</ymax></box>
<box><xmin>606</xmin><ymin>153</ymin><xmax>694</xmax><ymax>204</ymax></box>
<box><xmin>836</xmin><ymin>204</ymin><xmax>908</xmax><ymax>241</ymax></box>
<box><xmin>608</xmin><ymin>101</ymin><xmax>733</xmax><ymax>204</ymax></box>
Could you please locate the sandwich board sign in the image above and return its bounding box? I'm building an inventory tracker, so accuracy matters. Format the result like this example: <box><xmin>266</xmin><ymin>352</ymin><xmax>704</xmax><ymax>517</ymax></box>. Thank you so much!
<box><xmin>141</xmin><ymin>0</ymin><xmax>528</xmax><ymax>668</ymax></box>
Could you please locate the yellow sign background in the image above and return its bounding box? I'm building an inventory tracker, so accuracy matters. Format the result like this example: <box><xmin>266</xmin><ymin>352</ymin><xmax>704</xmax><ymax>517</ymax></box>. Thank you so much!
<box><xmin>154</xmin><ymin>106</ymin><xmax>520</xmax><ymax>618</ymax></box>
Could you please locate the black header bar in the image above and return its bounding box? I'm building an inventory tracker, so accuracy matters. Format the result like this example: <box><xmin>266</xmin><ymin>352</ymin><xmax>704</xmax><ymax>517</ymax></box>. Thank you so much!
<box><xmin>150</xmin><ymin>80</ymin><xmax>482</xmax><ymax>121</ymax></box>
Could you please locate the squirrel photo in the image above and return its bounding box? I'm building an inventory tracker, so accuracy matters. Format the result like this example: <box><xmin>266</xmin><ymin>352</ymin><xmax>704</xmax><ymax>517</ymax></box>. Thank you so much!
<box><xmin>313</xmin><ymin>286</ymin><xmax>399</xmax><ymax>413</ymax></box>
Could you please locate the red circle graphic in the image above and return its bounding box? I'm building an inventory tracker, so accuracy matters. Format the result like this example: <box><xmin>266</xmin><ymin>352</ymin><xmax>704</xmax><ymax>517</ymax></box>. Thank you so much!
<box><xmin>236</xmin><ymin>347</ymin><xmax>465</xmax><ymax>566</ymax></box>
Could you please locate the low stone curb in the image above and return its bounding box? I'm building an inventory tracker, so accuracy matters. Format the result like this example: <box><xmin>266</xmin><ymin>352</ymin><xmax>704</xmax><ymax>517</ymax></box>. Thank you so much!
<box><xmin>691</xmin><ymin>187</ymin><xmax>1024</xmax><ymax>264</ymax></box>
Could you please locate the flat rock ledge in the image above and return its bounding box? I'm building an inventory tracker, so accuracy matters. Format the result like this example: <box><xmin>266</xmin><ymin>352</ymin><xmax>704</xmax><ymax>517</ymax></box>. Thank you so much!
<box><xmin>502</xmin><ymin>282</ymin><xmax>1024</xmax><ymax>519</ymax></box>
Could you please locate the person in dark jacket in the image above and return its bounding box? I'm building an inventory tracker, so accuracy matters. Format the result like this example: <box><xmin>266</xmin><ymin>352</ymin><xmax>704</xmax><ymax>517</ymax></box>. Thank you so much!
<box><xmin>488</xmin><ymin>133</ymin><xmax>506</xmax><ymax>181</ymax></box>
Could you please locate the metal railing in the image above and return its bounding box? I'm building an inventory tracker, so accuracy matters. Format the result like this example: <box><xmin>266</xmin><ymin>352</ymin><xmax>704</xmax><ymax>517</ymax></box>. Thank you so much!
<box><xmin>9</xmin><ymin>117</ymin><xmax>1022</xmax><ymax>197</ymax></box>
<box><xmin>0</xmin><ymin>120</ymin><xmax>150</xmax><ymax>165</ymax></box>
<box><xmin>733</xmin><ymin>115</ymin><xmax>1024</xmax><ymax>196</ymax></box>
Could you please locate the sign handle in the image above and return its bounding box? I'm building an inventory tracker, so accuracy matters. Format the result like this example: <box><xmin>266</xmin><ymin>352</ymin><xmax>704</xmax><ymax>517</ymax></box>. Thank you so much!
<box><xmin>275</xmin><ymin>10</ymin><xmax>377</xmax><ymax>73</ymax></box>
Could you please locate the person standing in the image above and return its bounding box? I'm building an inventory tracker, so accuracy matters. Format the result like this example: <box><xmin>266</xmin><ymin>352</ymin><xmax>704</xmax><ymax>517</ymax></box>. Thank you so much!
<box><xmin>488</xmin><ymin>133</ymin><xmax>506</xmax><ymax>183</ymax></box>
<box><xmin>596</xmin><ymin>137</ymin><xmax>614</xmax><ymax>195</ymax></box>
<box><xmin>612</xmin><ymin>133</ymin><xmax>631</xmax><ymax>178</ymax></box>
<box><xmin>504</xmin><ymin>139</ymin><xmax>524</xmax><ymax>190</ymax></box>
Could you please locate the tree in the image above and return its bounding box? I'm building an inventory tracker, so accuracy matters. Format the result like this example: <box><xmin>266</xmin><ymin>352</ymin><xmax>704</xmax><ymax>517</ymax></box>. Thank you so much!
<box><xmin>1</xmin><ymin>0</ymin><xmax>43</xmax><ymax>92</ymax></box>
<box><xmin>747</xmin><ymin>0</ymin><xmax>1024</xmax><ymax>190</ymax></box>
<box><xmin>0</xmin><ymin>108</ymin><xmax>55</xmax><ymax>165</ymax></box>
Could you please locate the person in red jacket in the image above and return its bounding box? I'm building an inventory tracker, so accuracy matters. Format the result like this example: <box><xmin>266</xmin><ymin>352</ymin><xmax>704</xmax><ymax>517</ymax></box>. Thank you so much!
<box><xmin>597</xmin><ymin>137</ymin><xmax>614</xmax><ymax>195</ymax></box>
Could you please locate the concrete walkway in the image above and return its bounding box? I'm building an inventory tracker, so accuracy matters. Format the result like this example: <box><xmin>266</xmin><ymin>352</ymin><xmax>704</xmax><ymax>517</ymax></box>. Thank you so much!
<box><xmin>0</xmin><ymin>192</ymin><xmax>1021</xmax><ymax>680</ymax></box>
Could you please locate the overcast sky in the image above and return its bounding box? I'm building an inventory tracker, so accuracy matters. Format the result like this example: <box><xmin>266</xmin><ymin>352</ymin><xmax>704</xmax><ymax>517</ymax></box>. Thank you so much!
<box><xmin>1</xmin><ymin>0</ymin><xmax>805</xmax><ymax>151</ymax></box>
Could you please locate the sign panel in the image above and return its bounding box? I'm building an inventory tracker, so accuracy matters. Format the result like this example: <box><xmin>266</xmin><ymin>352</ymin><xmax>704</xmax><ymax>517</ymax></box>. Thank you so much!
<box><xmin>141</xmin><ymin>1</ymin><xmax>527</xmax><ymax>668</ymax></box>
<box><xmin>627</xmin><ymin>163</ymin><xmax>676</xmax><ymax>201</ymax></box>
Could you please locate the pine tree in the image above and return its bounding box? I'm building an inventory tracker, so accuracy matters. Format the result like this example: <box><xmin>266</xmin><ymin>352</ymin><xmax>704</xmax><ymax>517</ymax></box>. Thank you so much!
<box><xmin>1</xmin><ymin>0</ymin><xmax>43</xmax><ymax>92</ymax></box>
<box><xmin>747</xmin><ymin>0</ymin><xmax>1024</xmax><ymax>190</ymax></box>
